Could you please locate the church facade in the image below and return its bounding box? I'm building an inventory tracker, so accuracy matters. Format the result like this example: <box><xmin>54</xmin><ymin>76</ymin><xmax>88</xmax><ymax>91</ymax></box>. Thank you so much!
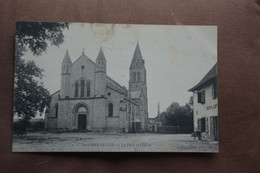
<box><xmin>45</xmin><ymin>43</ymin><xmax>149</xmax><ymax>133</ymax></box>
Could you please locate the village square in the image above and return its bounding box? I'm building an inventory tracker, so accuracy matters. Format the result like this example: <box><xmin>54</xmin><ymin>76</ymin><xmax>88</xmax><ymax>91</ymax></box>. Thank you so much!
<box><xmin>13</xmin><ymin>22</ymin><xmax>218</xmax><ymax>152</ymax></box>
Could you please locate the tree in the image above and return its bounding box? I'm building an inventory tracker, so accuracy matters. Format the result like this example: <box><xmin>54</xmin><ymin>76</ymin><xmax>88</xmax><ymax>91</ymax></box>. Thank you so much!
<box><xmin>14</xmin><ymin>58</ymin><xmax>50</xmax><ymax>120</ymax></box>
<box><xmin>14</xmin><ymin>22</ymin><xmax>69</xmax><ymax>123</ymax></box>
<box><xmin>166</xmin><ymin>102</ymin><xmax>180</xmax><ymax>115</ymax></box>
<box><xmin>16</xmin><ymin>21</ymin><xmax>69</xmax><ymax>56</ymax></box>
<box><xmin>163</xmin><ymin>99</ymin><xmax>194</xmax><ymax>133</ymax></box>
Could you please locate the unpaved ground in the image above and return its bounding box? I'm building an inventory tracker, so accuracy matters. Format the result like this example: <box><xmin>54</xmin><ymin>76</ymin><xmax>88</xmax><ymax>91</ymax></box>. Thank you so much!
<box><xmin>12</xmin><ymin>132</ymin><xmax>218</xmax><ymax>152</ymax></box>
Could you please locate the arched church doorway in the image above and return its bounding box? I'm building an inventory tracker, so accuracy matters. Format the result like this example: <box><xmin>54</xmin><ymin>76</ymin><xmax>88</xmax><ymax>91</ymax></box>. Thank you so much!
<box><xmin>77</xmin><ymin>106</ymin><xmax>88</xmax><ymax>130</ymax></box>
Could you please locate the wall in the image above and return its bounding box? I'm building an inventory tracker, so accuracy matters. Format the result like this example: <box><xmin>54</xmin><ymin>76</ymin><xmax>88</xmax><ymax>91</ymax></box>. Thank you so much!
<box><xmin>193</xmin><ymin>83</ymin><xmax>218</xmax><ymax>140</ymax></box>
<box><xmin>70</xmin><ymin>54</ymin><xmax>96</xmax><ymax>98</ymax></box>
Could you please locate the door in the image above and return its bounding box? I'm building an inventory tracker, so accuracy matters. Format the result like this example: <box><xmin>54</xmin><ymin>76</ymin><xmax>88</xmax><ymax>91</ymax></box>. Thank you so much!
<box><xmin>213</xmin><ymin>116</ymin><xmax>218</xmax><ymax>141</ymax></box>
<box><xmin>136</xmin><ymin>122</ymin><xmax>141</xmax><ymax>132</ymax></box>
<box><xmin>78</xmin><ymin>114</ymin><xmax>86</xmax><ymax>129</ymax></box>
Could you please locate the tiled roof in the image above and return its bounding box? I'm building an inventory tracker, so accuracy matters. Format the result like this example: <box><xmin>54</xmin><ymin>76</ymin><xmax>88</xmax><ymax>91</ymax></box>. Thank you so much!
<box><xmin>188</xmin><ymin>63</ymin><xmax>217</xmax><ymax>92</ymax></box>
<box><xmin>106</xmin><ymin>75</ymin><xmax>127</xmax><ymax>91</ymax></box>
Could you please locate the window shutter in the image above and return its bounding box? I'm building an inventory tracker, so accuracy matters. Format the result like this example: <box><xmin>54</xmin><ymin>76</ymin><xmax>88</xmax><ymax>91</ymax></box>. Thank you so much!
<box><xmin>212</xmin><ymin>84</ymin><xmax>217</xmax><ymax>99</ymax></box>
<box><xmin>205</xmin><ymin>117</ymin><xmax>208</xmax><ymax>132</ymax></box>
<box><xmin>201</xmin><ymin>90</ymin><xmax>205</xmax><ymax>104</ymax></box>
<box><xmin>210</xmin><ymin>116</ymin><xmax>214</xmax><ymax>140</ymax></box>
<box><xmin>214</xmin><ymin>116</ymin><xmax>218</xmax><ymax>141</ymax></box>
<box><xmin>197</xmin><ymin>118</ymin><xmax>201</xmax><ymax>131</ymax></box>
<box><xmin>212</xmin><ymin>85</ymin><xmax>214</xmax><ymax>99</ymax></box>
<box><xmin>213</xmin><ymin>83</ymin><xmax>217</xmax><ymax>99</ymax></box>
<box><xmin>198</xmin><ymin>92</ymin><xmax>201</xmax><ymax>103</ymax></box>
<box><xmin>201</xmin><ymin>118</ymin><xmax>206</xmax><ymax>132</ymax></box>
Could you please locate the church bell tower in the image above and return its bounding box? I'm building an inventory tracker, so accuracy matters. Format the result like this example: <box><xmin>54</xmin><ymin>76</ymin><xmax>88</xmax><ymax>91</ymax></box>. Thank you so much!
<box><xmin>129</xmin><ymin>42</ymin><xmax>148</xmax><ymax>131</ymax></box>
<box><xmin>95</xmin><ymin>47</ymin><xmax>107</xmax><ymax>97</ymax></box>
<box><xmin>61</xmin><ymin>50</ymin><xmax>72</xmax><ymax>99</ymax></box>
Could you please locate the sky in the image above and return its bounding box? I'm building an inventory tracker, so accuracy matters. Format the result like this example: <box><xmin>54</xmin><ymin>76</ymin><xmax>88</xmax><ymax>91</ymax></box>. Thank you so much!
<box><xmin>22</xmin><ymin>23</ymin><xmax>217</xmax><ymax>118</ymax></box>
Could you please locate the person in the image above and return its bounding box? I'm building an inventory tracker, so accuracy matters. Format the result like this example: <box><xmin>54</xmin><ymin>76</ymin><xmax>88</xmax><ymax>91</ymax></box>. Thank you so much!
<box><xmin>191</xmin><ymin>131</ymin><xmax>201</xmax><ymax>140</ymax></box>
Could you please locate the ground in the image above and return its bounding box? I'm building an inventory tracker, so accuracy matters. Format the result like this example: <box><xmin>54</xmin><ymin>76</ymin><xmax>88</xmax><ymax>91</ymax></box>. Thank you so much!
<box><xmin>12</xmin><ymin>132</ymin><xmax>218</xmax><ymax>152</ymax></box>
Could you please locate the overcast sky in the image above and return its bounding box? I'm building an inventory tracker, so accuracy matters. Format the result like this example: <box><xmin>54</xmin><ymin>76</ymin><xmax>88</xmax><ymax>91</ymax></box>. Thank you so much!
<box><xmin>22</xmin><ymin>23</ymin><xmax>217</xmax><ymax>118</ymax></box>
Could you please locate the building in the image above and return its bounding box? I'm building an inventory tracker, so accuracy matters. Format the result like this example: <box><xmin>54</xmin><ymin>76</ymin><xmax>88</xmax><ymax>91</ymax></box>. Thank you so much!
<box><xmin>148</xmin><ymin>103</ymin><xmax>161</xmax><ymax>132</ymax></box>
<box><xmin>45</xmin><ymin>43</ymin><xmax>148</xmax><ymax>133</ymax></box>
<box><xmin>148</xmin><ymin>118</ymin><xmax>162</xmax><ymax>132</ymax></box>
<box><xmin>188</xmin><ymin>63</ymin><xmax>218</xmax><ymax>141</ymax></box>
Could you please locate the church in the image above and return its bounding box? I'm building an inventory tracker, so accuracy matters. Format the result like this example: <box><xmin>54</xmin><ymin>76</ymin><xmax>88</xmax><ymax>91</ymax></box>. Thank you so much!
<box><xmin>45</xmin><ymin>43</ymin><xmax>149</xmax><ymax>133</ymax></box>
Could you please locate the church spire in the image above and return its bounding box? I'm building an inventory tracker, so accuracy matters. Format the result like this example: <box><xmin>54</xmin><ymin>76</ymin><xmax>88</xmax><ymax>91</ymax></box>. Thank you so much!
<box><xmin>61</xmin><ymin>49</ymin><xmax>72</xmax><ymax>98</ymax></box>
<box><xmin>95</xmin><ymin>46</ymin><xmax>107</xmax><ymax>96</ymax></box>
<box><xmin>62</xmin><ymin>49</ymin><xmax>72</xmax><ymax>64</ymax></box>
<box><xmin>96</xmin><ymin>46</ymin><xmax>106</xmax><ymax>61</ymax></box>
<box><xmin>95</xmin><ymin>46</ymin><xmax>106</xmax><ymax>73</ymax></box>
<box><xmin>130</xmin><ymin>42</ymin><xmax>144</xmax><ymax>69</ymax></box>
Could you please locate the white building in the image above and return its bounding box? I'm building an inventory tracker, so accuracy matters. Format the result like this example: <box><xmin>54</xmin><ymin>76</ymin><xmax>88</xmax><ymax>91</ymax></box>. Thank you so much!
<box><xmin>189</xmin><ymin>63</ymin><xmax>218</xmax><ymax>141</ymax></box>
<box><xmin>45</xmin><ymin>43</ymin><xmax>149</xmax><ymax>132</ymax></box>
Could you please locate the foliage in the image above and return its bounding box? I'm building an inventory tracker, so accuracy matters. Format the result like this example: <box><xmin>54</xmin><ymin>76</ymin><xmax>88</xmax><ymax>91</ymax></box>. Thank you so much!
<box><xmin>157</xmin><ymin>96</ymin><xmax>194</xmax><ymax>133</ymax></box>
<box><xmin>14</xmin><ymin>21</ymin><xmax>69</xmax><ymax>122</ymax></box>
<box><xmin>16</xmin><ymin>21</ymin><xmax>69</xmax><ymax>56</ymax></box>
<box><xmin>14</xmin><ymin>58</ymin><xmax>51</xmax><ymax>119</ymax></box>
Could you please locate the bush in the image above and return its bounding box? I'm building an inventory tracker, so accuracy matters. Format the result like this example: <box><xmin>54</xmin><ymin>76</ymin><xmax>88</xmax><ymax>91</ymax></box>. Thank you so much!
<box><xmin>29</xmin><ymin>120</ymin><xmax>45</xmax><ymax>131</ymax></box>
<box><xmin>13</xmin><ymin>119</ymin><xmax>30</xmax><ymax>134</ymax></box>
<box><xmin>13</xmin><ymin>119</ymin><xmax>45</xmax><ymax>133</ymax></box>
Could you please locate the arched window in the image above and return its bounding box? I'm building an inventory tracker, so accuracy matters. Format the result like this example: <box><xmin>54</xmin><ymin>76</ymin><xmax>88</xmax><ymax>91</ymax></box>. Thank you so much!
<box><xmin>80</xmin><ymin>80</ymin><xmax>85</xmax><ymax>97</ymax></box>
<box><xmin>137</xmin><ymin>72</ymin><xmax>140</xmax><ymax>81</ymax></box>
<box><xmin>86</xmin><ymin>81</ymin><xmax>91</xmax><ymax>97</ymax></box>
<box><xmin>108</xmin><ymin>103</ymin><xmax>113</xmax><ymax>117</ymax></box>
<box><xmin>54</xmin><ymin>103</ymin><xmax>58</xmax><ymax>118</ymax></box>
<box><xmin>75</xmin><ymin>82</ymin><xmax>79</xmax><ymax>97</ymax></box>
<box><xmin>133</xmin><ymin>72</ymin><xmax>136</xmax><ymax>81</ymax></box>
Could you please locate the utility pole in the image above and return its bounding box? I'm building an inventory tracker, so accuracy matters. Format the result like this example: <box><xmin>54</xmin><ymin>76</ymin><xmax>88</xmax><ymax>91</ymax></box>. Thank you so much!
<box><xmin>158</xmin><ymin>102</ymin><xmax>160</xmax><ymax>115</ymax></box>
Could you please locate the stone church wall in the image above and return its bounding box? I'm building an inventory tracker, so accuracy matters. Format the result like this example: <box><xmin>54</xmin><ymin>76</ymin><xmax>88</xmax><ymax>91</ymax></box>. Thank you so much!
<box><xmin>69</xmin><ymin>55</ymin><xmax>96</xmax><ymax>98</ymax></box>
<box><xmin>92</xmin><ymin>99</ymin><xmax>107</xmax><ymax>131</ymax></box>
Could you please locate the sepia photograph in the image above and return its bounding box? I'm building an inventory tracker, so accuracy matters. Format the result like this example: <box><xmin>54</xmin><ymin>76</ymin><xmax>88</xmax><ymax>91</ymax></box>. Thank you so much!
<box><xmin>13</xmin><ymin>22</ymin><xmax>218</xmax><ymax>152</ymax></box>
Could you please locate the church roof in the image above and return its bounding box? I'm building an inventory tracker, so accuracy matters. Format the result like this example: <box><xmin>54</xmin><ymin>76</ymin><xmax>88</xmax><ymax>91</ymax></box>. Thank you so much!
<box><xmin>72</xmin><ymin>50</ymin><xmax>96</xmax><ymax>66</ymax></box>
<box><xmin>106</xmin><ymin>75</ymin><xmax>127</xmax><ymax>92</ymax></box>
<box><xmin>51</xmin><ymin>90</ymin><xmax>60</xmax><ymax>96</ymax></box>
<box><xmin>69</xmin><ymin>48</ymin><xmax>128</xmax><ymax>95</ymax></box>
<box><xmin>63</xmin><ymin>50</ymin><xmax>72</xmax><ymax>64</ymax></box>
<box><xmin>130</xmin><ymin>42</ymin><xmax>145</xmax><ymax>69</ymax></box>
<box><xmin>188</xmin><ymin>63</ymin><xmax>217</xmax><ymax>92</ymax></box>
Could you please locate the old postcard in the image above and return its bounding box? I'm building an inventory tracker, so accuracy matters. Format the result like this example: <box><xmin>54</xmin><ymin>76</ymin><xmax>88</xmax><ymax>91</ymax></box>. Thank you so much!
<box><xmin>13</xmin><ymin>22</ymin><xmax>218</xmax><ymax>152</ymax></box>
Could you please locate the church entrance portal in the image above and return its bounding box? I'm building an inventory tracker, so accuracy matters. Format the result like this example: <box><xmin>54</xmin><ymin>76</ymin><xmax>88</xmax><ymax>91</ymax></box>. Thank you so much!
<box><xmin>74</xmin><ymin>103</ymin><xmax>88</xmax><ymax>130</ymax></box>
<box><xmin>78</xmin><ymin>114</ymin><xmax>87</xmax><ymax>129</ymax></box>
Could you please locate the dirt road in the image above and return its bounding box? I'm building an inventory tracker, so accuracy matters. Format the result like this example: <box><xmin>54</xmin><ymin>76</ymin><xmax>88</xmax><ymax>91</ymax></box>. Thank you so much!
<box><xmin>13</xmin><ymin>132</ymin><xmax>218</xmax><ymax>152</ymax></box>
